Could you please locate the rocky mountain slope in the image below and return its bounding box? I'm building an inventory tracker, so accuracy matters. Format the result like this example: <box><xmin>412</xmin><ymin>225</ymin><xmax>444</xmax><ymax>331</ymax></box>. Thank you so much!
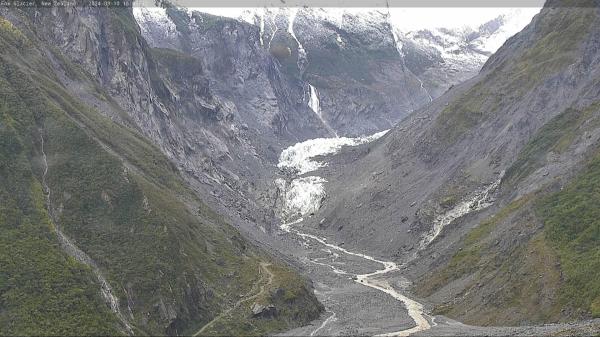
<box><xmin>0</xmin><ymin>6</ymin><xmax>322</xmax><ymax>335</ymax></box>
<box><xmin>307</xmin><ymin>0</ymin><xmax>600</xmax><ymax>326</ymax></box>
<box><xmin>1</xmin><ymin>1</ymin><xmax>576</xmax><ymax>335</ymax></box>
<box><xmin>131</xmin><ymin>3</ymin><xmax>537</xmax><ymax>243</ymax></box>
<box><xmin>134</xmin><ymin>5</ymin><xmax>534</xmax><ymax>138</ymax></box>
<box><xmin>396</xmin><ymin>8</ymin><xmax>541</xmax><ymax>99</ymax></box>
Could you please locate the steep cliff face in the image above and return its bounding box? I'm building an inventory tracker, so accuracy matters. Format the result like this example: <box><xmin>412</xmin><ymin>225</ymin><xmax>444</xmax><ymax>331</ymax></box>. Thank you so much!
<box><xmin>0</xmin><ymin>6</ymin><xmax>322</xmax><ymax>335</ymax></box>
<box><xmin>134</xmin><ymin>6</ymin><xmax>524</xmax><ymax>138</ymax></box>
<box><xmin>280</xmin><ymin>9</ymin><xmax>428</xmax><ymax>136</ymax></box>
<box><xmin>307</xmin><ymin>1</ymin><xmax>600</xmax><ymax>325</ymax></box>
<box><xmin>133</xmin><ymin>6</ymin><xmax>343</xmax><ymax>232</ymax></box>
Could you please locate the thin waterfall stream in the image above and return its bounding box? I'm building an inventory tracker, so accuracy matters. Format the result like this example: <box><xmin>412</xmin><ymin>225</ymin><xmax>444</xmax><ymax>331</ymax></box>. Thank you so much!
<box><xmin>40</xmin><ymin>130</ymin><xmax>133</xmax><ymax>335</ymax></box>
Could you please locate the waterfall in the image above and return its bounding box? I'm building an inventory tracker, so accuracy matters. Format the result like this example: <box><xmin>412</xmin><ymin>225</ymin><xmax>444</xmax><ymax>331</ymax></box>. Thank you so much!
<box><xmin>419</xmin><ymin>173</ymin><xmax>503</xmax><ymax>249</ymax></box>
<box><xmin>40</xmin><ymin>131</ymin><xmax>133</xmax><ymax>334</ymax></box>
<box><xmin>259</xmin><ymin>9</ymin><xmax>265</xmax><ymax>46</ymax></box>
<box><xmin>308</xmin><ymin>84</ymin><xmax>338</xmax><ymax>137</ymax></box>
<box><xmin>308</xmin><ymin>84</ymin><xmax>320</xmax><ymax>116</ymax></box>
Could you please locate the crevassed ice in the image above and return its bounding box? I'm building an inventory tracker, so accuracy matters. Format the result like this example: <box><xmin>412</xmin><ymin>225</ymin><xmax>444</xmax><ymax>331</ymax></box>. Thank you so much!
<box><xmin>276</xmin><ymin>177</ymin><xmax>327</xmax><ymax>221</ymax></box>
<box><xmin>278</xmin><ymin>130</ymin><xmax>388</xmax><ymax>175</ymax></box>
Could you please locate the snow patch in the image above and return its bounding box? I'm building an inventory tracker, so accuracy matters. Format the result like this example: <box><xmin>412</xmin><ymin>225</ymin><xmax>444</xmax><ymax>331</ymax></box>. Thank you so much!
<box><xmin>133</xmin><ymin>7</ymin><xmax>178</xmax><ymax>43</ymax></box>
<box><xmin>288</xmin><ymin>8</ymin><xmax>308</xmax><ymax>72</ymax></box>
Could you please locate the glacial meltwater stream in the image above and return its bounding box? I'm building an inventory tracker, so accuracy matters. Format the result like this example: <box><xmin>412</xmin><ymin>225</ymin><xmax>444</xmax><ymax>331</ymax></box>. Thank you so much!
<box><xmin>276</xmin><ymin>131</ymin><xmax>433</xmax><ymax>336</ymax></box>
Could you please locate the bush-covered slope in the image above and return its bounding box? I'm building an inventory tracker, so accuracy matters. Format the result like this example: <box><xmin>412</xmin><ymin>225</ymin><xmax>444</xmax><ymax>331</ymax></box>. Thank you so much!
<box><xmin>416</xmin><ymin>95</ymin><xmax>600</xmax><ymax>325</ymax></box>
<box><xmin>0</xmin><ymin>10</ymin><xmax>321</xmax><ymax>336</ymax></box>
<box><xmin>0</xmin><ymin>68</ymin><xmax>123</xmax><ymax>336</ymax></box>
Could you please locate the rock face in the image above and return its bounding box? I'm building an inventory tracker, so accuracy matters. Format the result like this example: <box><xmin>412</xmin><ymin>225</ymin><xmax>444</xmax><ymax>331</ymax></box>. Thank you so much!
<box><xmin>251</xmin><ymin>303</ymin><xmax>278</xmax><ymax>319</ymax></box>
<box><xmin>0</xmin><ymin>2</ymin><xmax>559</xmax><ymax>334</ymax></box>
<box><xmin>310</xmin><ymin>0</ymin><xmax>600</xmax><ymax>326</ymax></box>
<box><xmin>132</xmin><ymin>5</ymin><xmax>530</xmax><ymax>139</ymax></box>
<box><xmin>397</xmin><ymin>8</ymin><xmax>540</xmax><ymax>99</ymax></box>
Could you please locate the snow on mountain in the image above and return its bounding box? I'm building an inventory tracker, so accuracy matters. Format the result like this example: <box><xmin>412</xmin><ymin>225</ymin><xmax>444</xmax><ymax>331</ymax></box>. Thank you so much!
<box><xmin>192</xmin><ymin>6</ymin><xmax>540</xmax><ymax>55</ymax></box>
<box><xmin>188</xmin><ymin>6</ymin><xmax>540</xmax><ymax>95</ymax></box>
<box><xmin>133</xmin><ymin>7</ymin><xmax>180</xmax><ymax>50</ymax></box>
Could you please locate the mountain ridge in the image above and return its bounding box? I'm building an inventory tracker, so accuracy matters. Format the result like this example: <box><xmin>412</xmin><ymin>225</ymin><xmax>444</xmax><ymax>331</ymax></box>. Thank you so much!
<box><xmin>306</xmin><ymin>0</ymin><xmax>600</xmax><ymax>325</ymax></box>
<box><xmin>0</xmin><ymin>6</ymin><xmax>323</xmax><ymax>335</ymax></box>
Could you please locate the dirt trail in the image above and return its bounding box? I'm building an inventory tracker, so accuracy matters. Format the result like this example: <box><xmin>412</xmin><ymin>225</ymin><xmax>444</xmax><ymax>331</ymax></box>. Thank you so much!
<box><xmin>193</xmin><ymin>262</ymin><xmax>274</xmax><ymax>336</ymax></box>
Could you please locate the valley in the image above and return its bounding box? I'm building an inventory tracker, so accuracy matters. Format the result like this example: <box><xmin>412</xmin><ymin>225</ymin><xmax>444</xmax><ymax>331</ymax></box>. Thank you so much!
<box><xmin>270</xmin><ymin>132</ymin><xmax>600</xmax><ymax>336</ymax></box>
<box><xmin>1</xmin><ymin>1</ymin><xmax>600</xmax><ymax>336</ymax></box>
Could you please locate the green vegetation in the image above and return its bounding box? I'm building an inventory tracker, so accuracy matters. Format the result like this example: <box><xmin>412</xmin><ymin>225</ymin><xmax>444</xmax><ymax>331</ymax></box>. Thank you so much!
<box><xmin>537</xmin><ymin>149</ymin><xmax>600</xmax><ymax>318</ymax></box>
<box><xmin>202</xmin><ymin>263</ymin><xmax>323</xmax><ymax>336</ymax></box>
<box><xmin>419</xmin><ymin>194</ymin><xmax>566</xmax><ymax>325</ymax></box>
<box><xmin>505</xmin><ymin>103</ymin><xmax>600</xmax><ymax>185</ymax></box>
<box><xmin>500</xmin><ymin>3</ymin><xmax>595</xmax><ymax>93</ymax></box>
<box><xmin>439</xmin><ymin>195</ymin><xmax>457</xmax><ymax>209</ymax></box>
<box><xmin>506</xmin><ymin>108</ymin><xmax>583</xmax><ymax>183</ymax></box>
<box><xmin>0</xmin><ymin>62</ymin><xmax>122</xmax><ymax>335</ymax></box>
<box><xmin>419</xmin><ymin>196</ymin><xmax>532</xmax><ymax>296</ymax></box>
<box><xmin>422</xmin><ymin>126</ymin><xmax>600</xmax><ymax>322</ymax></box>
<box><xmin>0</xmin><ymin>9</ymin><xmax>321</xmax><ymax>335</ymax></box>
<box><xmin>431</xmin><ymin>75</ymin><xmax>501</xmax><ymax>146</ymax></box>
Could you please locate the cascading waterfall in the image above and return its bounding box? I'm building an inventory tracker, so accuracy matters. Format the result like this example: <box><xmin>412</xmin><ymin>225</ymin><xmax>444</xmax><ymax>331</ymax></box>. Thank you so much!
<box><xmin>385</xmin><ymin>5</ymin><xmax>433</xmax><ymax>103</ymax></box>
<box><xmin>286</xmin><ymin>9</ymin><xmax>337</xmax><ymax>136</ymax></box>
<box><xmin>269</xmin><ymin>8</ymin><xmax>337</xmax><ymax>138</ymax></box>
<box><xmin>268</xmin><ymin>13</ymin><xmax>278</xmax><ymax>49</ymax></box>
<box><xmin>419</xmin><ymin>173</ymin><xmax>504</xmax><ymax>249</ymax></box>
<box><xmin>308</xmin><ymin>84</ymin><xmax>338</xmax><ymax>137</ymax></box>
<box><xmin>416</xmin><ymin>77</ymin><xmax>433</xmax><ymax>102</ymax></box>
<box><xmin>288</xmin><ymin>8</ymin><xmax>308</xmax><ymax>72</ymax></box>
<box><xmin>386</xmin><ymin>6</ymin><xmax>405</xmax><ymax>59</ymax></box>
<box><xmin>259</xmin><ymin>9</ymin><xmax>265</xmax><ymax>46</ymax></box>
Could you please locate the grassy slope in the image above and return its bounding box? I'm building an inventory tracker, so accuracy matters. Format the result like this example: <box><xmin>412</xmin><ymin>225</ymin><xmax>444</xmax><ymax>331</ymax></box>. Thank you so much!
<box><xmin>202</xmin><ymin>263</ymin><xmax>324</xmax><ymax>336</ymax></box>
<box><xmin>415</xmin><ymin>4</ymin><xmax>599</xmax><ymax>324</ymax></box>
<box><xmin>418</xmin><ymin>102</ymin><xmax>600</xmax><ymax>324</ymax></box>
<box><xmin>0</xmin><ymin>15</ymin><xmax>121</xmax><ymax>336</ymax></box>
<box><xmin>538</xmin><ymin>151</ymin><xmax>600</xmax><ymax>318</ymax></box>
<box><xmin>0</xmin><ymin>11</ymin><xmax>321</xmax><ymax>335</ymax></box>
